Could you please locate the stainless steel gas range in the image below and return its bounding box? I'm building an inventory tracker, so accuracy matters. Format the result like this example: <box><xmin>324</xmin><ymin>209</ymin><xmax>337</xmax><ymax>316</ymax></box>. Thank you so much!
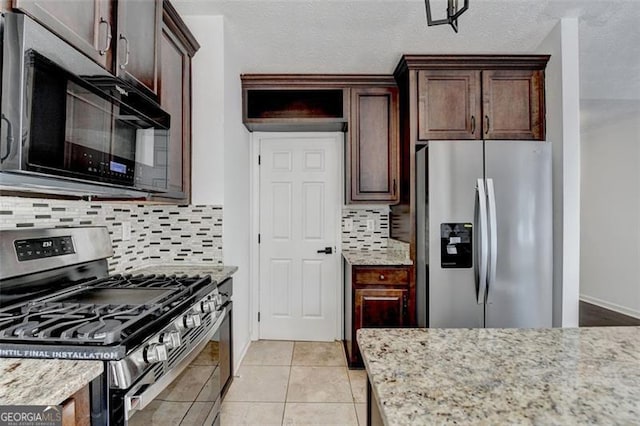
<box><xmin>0</xmin><ymin>226</ymin><xmax>229</xmax><ymax>425</ymax></box>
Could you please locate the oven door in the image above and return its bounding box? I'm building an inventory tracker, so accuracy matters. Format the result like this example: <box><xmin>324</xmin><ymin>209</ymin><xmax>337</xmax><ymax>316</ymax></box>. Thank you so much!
<box><xmin>121</xmin><ymin>309</ymin><xmax>225</xmax><ymax>426</ymax></box>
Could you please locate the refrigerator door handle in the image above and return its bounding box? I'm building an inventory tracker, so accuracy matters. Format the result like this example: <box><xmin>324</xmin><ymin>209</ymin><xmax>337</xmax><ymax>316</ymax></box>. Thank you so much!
<box><xmin>475</xmin><ymin>178</ymin><xmax>489</xmax><ymax>305</ymax></box>
<box><xmin>486</xmin><ymin>178</ymin><xmax>498</xmax><ymax>304</ymax></box>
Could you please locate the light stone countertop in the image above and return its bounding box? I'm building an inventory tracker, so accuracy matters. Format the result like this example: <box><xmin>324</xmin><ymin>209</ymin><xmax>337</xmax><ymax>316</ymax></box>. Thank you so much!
<box><xmin>357</xmin><ymin>327</ymin><xmax>640</xmax><ymax>425</ymax></box>
<box><xmin>343</xmin><ymin>238</ymin><xmax>412</xmax><ymax>266</ymax></box>
<box><xmin>132</xmin><ymin>264</ymin><xmax>238</xmax><ymax>284</ymax></box>
<box><xmin>342</xmin><ymin>250</ymin><xmax>412</xmax><ymax>266</ymax></box>
<box><xmin>0</xmin><ymin>358</ymin><xmax>103</xmax><ymax>405</ymax></box>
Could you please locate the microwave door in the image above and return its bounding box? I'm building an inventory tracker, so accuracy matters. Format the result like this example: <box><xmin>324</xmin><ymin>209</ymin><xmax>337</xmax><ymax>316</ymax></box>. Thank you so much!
<box><xmin>64</xmin><ymin>81</ymin><xmax>114</xmax><ymax>180</ymax></box>
<box><xmin>113</xmin><ymin>104</ymin><xmax>168</xmax><ymax>192</ymax></box>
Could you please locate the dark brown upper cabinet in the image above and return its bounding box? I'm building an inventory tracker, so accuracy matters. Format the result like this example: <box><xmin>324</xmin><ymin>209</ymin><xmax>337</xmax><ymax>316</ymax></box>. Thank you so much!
<box><xmin>408</xmin><ymin>56</ymin><xmax>549</xmax><ymax>141</ymax></box>
<box><xmin>13</xmin><ymin>0</ymin><xmax>114</xmax><ymax>70</ymax></box>
<box><xmin>242</xmin><ymin>77</ymin><xmax>350</xmax><ymax>132</ymax></box>
<box><xmin>418</xmin><ymin>70</ymin><xmax>481</xmax><ymax>140</ymax></box>
<box><xmin>349</xmin><ymin>87</ymin><xmax>399</xmax><ymax>203</ymax></box>
<box><xmin>241</xmin><ymin>75</ymin><xmax>401</xmax><ymax>205</ymax></box>
<box><xmin>116</xmin><ymin>0</ymin><xmax>161</xmax><ymax>97</ymax></box>
<box><xmin>482</xmin><ymin>70</ymin><xmax>544</xmax><ymax>140</ymax></box>
<box><xmin>153</xmin><ymin>0</ymin><xmax>199</xmax><ymax>203</ymax></box>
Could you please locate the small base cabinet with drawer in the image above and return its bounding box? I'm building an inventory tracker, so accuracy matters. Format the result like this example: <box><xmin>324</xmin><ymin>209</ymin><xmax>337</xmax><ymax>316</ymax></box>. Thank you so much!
<box><xmin>344</xmin><ymin>262</ymin><xmax>413</xmax><ymax>368</ymax></box>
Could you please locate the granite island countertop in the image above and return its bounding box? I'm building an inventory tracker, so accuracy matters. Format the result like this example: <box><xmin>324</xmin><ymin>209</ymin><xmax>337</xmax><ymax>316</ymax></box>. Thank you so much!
<box><xmin>132</xmin><ymin>264</ymin><xmax>237</xmax><ymax>284</ymax></box>
<box><xmin>0</xmin><ymin>359</ymin><xmax>103</xmax><ymax>405</ymax></box>
<box><xmin>357</xmin><ymin>327</ymin><xmax>640</xmax><ymax>425</ymax></box>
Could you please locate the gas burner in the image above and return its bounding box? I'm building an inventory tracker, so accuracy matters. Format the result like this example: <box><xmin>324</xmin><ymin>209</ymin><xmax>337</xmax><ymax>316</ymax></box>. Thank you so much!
<box><xmin>75</xmin><ymin>319</ymin><xmax>123</xmax><ymax>341</ymax></box>
<box><xmin>9</xmin><ymin>321</ymin><xmax>40</xmax><ymax>338</ymax></box>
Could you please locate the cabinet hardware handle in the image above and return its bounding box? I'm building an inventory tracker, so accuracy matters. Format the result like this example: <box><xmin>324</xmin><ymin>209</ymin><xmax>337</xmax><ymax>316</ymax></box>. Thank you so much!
<box><xmin>379</xmin><ymin>274</ymin><xmax>385</xmax><ymax>280</ymax></box>
<box><xmin>471</xmin><ymin>116</ymin><xmax>476</xmax><ymax>134</ymax></box>
<box><xmin>119</xmin><ymin>34</ymin><xmax>130</xmax><ymax>70</ymax></box>
<box><xmin>485</xmin><ymin>115</ymin><xmax>490</xmax><ymax>134</ymax></box>
<box><xmin>98</xmin><ymin>17</ymin><xmax>112</xmax><ymax>56</ymax></box>
<box><xmin>392</xmin><ymin>179</ymin><xmax>397</xmax><ymax>195</ymax></box>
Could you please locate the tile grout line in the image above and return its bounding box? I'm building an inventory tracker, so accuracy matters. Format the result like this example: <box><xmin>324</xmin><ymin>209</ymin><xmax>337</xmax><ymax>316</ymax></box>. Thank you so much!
<box><xmin>281</xmin><ymin>342</ymin><xmax>295</xmax><ymax>426</ymax></box>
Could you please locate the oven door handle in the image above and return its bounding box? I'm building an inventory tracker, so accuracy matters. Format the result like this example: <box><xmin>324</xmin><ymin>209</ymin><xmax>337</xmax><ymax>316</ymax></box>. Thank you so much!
<box><xmin>124</xmin><ymin>307</ymin><xmax>226</xmax><ymax>419</ymax></box>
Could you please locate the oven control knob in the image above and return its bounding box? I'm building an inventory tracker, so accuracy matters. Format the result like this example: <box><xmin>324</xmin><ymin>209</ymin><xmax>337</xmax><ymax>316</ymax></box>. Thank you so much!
<box><xmin>144</xmin><ymin>343</ymin><xmax>168</xmax><ymax>364</ymax></box>
<box><xmin>215</xmin><ymin>293</ymin><xmax>224</xmax><ymax>306</ymax></box>
<box><xmin>199</xmin><ymin>300</ymin><xmax>216</xmax><ymax>313</ymax></box>
<box><xmin>184</xmin><ymin>313</ymin><xmax>202</xmax><ymax>329</ymax></box>
<box><xmin>160</xmin><ymin>331</ymin><xmax>182</xmax><ymax>349</ymax></box>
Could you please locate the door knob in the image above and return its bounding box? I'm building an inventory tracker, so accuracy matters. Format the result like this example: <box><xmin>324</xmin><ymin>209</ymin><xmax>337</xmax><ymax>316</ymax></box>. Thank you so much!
<box><xmin>317</xmin><ymin>247</ymin><xmax>333</xmax><ymax>254</ymax></box>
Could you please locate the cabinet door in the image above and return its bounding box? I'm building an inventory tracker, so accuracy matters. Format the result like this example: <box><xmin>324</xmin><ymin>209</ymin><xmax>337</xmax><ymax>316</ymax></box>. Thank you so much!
<box><xmin>355</xmin><ymin>288</ymin><xmax>407</xmax><ymax>329</ymax></box>
<box><xmin>348</xmin><ymin>87</ymin><xmax>399</xmax><ymax>203</ymax></box>
<box><xmin>61</xmin><ymin>384</ymin><xmax>91</xmax><ymax>426</ymax></box>
<box><xmin>158</xmin><ymin>21</ymin><xmax>190</xmax><ymax>199</ymax></box>
<box><xmin>117</xmin><ymin>0</ymin><xmax>161</xmax><ymax>96</ymax></box>
<box><xmin>14</xmin><ymin>0</ymin><xmax>113</xmax><ymax>69</ymax></box>
<box><xmin>418</xmin><ymin>70</ymin><xmax>481</xmax><ymax>140</ymax></box>
<box><xmin>482</xmin><ymin>70</ymin><xmax>545</xmax><ymax>140</ymax></box>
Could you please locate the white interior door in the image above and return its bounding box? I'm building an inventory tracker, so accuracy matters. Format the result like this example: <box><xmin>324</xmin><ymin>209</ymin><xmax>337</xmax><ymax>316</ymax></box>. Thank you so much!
<box><xmin>258</xmin><ymin>133</ymin><xmax>342</xmax><ymax>341</ymax></box>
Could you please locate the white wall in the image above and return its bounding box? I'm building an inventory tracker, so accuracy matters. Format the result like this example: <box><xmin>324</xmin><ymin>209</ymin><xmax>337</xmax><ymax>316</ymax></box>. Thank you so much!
<box><xmin>580</xmin><ymin>103</ymin><xmax>640</xmax><ymax>318</ymax></box>
<box><xmin>222</xmin><ymin>24</ymin><xmax>252</xmax><ymax>369</ymax></box>
<box><xmin>536</xmin><ymin>19</ymin><xmax>581</xmax><ymax>327</ymax></box>
<box><xmin>184</xmin><ymin>15</ymin><xmax>252</xmax><ymax>369</ymax></box>
<box><xmin>185</xmin><ymin>16</ymin><xmax>225</xmax><ymax>205</ymax></box>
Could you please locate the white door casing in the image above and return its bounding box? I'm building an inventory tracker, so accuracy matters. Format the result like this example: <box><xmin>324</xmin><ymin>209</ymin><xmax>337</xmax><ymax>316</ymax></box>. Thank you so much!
<box><xmin>257</xmin><ymin>133</ymin><xmax>342</xmax><ymax>341</ymax></box>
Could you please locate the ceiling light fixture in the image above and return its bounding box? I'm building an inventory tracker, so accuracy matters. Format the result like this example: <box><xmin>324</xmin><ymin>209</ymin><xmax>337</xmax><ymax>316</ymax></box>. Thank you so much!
<box><xmin>425</xmin><ymin>0</ymin><xmax>470</xmax><ymax>33</ymax></box>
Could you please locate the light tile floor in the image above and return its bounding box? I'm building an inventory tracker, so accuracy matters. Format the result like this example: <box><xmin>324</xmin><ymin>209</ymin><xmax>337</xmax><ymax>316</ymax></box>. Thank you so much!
<box><xmin>222</xmin><ymin>341</ymin><xmax>366</xmax><ymax>426</ymax></box>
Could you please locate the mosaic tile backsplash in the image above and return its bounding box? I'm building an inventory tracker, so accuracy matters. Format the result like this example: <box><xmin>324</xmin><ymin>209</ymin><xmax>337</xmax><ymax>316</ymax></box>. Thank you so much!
<box><xmin>342</xmin><ymin>206</ymin><xmax>389</xmax><ymax>250</ymax></box>
<box><xmin>0</xmin><ymin>197</ymin><xmax>223</xmax><ymax>274</ymax></box>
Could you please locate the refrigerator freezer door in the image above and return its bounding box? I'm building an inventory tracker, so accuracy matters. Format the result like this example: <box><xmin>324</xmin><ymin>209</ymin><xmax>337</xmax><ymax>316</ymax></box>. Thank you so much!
<box><xmin>428</xmin><ymin>141</ymin><xmax>484</xmax><ymax>328</ymax></box>
<box><xmin>484</xmin><ymin>141</ymin><xmax>553</xmax><ymax>328</ymax></box>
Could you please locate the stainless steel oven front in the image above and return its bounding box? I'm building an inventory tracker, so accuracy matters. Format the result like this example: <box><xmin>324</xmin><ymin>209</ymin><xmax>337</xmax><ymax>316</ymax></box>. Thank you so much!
<box><xmin>117</xmin><ymin>305</ymin><xmax>225</xmax><ymax>425</ymax></box>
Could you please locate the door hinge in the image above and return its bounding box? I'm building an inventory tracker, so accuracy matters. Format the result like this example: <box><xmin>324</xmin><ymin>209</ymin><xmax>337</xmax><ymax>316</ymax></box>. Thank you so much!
<box><xmin>258</xmin><ymin>155</ymin><xmax>261</xmax><ymax>165</ymax></box>
<box><xmin>258</xmin><ymin>312</ymin><xmax>261</xmax><ymax>322</ymax></box>
<box><xmin>258</xmin><ymin>234</ymin><xmax>261</xmax><ymax>244</ymax></box>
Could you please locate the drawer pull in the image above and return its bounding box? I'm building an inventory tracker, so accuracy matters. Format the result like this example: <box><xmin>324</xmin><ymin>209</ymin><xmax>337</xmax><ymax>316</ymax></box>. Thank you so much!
<box><xmin>379</xmin><ymin>274</ymin><xmax>385</xmax><ymax>280</ymax></box>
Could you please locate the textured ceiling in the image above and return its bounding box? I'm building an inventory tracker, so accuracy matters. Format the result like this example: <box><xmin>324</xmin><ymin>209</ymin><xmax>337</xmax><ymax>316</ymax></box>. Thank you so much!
<box><xmin>174</xmin><ymin>0</ymin><xmax>640</xmax><ymax>101</ymax></box>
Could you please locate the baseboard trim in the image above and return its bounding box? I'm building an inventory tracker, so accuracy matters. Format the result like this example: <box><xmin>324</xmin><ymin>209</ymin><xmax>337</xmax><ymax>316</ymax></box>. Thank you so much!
<box><xmin>234</xmin><ymin>339</ymin><xmax>251</xmax><ymax>375</ymax></box>
<box><xmin>580</xmin><ymin>294</ymin><xmax>640</xmax><ymax>320</ymax></box>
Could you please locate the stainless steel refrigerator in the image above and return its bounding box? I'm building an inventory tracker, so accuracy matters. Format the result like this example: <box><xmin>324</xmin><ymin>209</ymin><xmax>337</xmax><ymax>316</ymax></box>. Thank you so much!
<box><xmin>416</xmin><ymin>140</ymin><xmax>552</xmax><ymax>328</ymax></box>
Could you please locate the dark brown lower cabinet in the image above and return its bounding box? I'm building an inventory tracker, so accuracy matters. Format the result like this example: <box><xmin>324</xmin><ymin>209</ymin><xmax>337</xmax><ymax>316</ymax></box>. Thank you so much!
<box><xmin>355</xmin><ymin>288</ymin><xmax>407</xmax><ymax>329</ymax></box>
<box><xmin>61</xmin><ymin>384</ymin><xmax>90</xmax><ymax>426</ymax></box>
<box><xmin>367</xmin><ymin>378</ymin><xmax>384</xmax><ymax>426</ymax></box>
<box><xmin>344</xmin><ymin>262</ymin><xmax>412</xmax><ymax>368</ymax></box>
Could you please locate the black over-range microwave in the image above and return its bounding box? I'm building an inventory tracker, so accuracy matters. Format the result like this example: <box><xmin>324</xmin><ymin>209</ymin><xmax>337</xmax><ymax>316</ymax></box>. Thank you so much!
<box><xmin>0</xmin><ymin>12</ymin><xmax>170</xmax><ymax>197</ymax></box>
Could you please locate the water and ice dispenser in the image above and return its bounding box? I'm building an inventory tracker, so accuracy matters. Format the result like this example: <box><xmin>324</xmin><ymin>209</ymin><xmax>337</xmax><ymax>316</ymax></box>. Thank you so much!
<box><xmin>440</xmin><ymin>223</ymin><xmax>473</xmax><ymax>268</ymax></box>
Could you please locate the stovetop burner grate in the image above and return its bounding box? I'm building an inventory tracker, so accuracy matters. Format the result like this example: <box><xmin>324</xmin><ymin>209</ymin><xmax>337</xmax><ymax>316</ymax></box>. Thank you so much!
<box><xmin>0</xmin><ymin>273</ymin><xmax>213</xmax><ymax>347</ymax></box>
